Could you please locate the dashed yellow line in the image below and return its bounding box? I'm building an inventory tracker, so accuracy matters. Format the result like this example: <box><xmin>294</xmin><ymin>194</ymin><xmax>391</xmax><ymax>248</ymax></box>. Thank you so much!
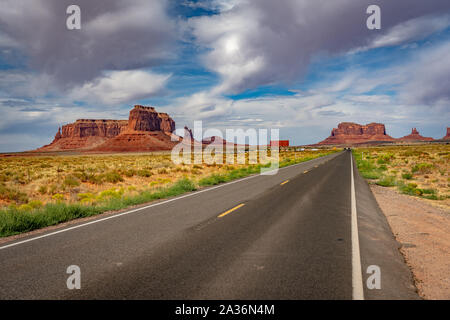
<box><xmin>218</xmin><ymin>203</ymin><xmax>245</xmax><ymax>218</ymax></box>
<box><xmin>280</xmin><ymin>180</ymin><xmax>289</xmax><ymax>185</ymax></box>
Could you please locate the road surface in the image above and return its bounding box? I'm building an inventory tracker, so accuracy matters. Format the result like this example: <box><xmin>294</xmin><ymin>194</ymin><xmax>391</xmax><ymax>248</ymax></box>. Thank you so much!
<box><xmin>0</xmin><ymin>151</ymin><xmax>418</xmax><ymax>299</ymax></box>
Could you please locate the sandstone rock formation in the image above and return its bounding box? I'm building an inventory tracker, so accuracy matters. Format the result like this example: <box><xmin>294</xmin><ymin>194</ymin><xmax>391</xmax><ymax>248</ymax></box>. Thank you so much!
<box><xmin>398</xmin><ymin>128</ymin><xmax>434</xmax><ymax>142</ymax></box>
<box><xmin>317</xmin><ymin>122</ymin><xmax>395</xmax><ymax>145</ymax></box>
<box><xmin>128</xmin><ymin>105</ymin><xmax>175</xmax><ymax>133</ymax></box>
<box><xmin>37</xmin><ymin>105</ymin><xmax>177</xmax><ymax>152</ymax></box>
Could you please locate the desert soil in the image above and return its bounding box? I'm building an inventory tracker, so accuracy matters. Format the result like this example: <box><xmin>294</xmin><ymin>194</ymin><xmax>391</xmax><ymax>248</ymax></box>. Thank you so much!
<box><xmin>371</xmin><ymin>184</ymin><xmax>450</xmax><ymax>299</ymax></box>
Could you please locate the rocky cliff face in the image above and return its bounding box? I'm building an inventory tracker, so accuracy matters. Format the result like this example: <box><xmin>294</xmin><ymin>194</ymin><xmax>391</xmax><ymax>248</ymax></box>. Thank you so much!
<box><xmin>399</xmin><ymin>128</ymin><xmax>434</xmax><ymax>141</ymax></box>
<box><xmin>317</xmin><ymin>122</ymin><xmax>395</xmax><ymax>145</ymax></box>
<box><xmin>127</xmin><ymin>105</ymin><xmax>175</xmax><ymax>133</ymax></box>
<box><xmin>38</xmin><ymin>105</ymin><xmax>177</xmax><ymax>152</ymax></box>
<box><xmin>56</xmin><ymin>120</ymin><xmax>128</xmax><ymax>139</ymax></box>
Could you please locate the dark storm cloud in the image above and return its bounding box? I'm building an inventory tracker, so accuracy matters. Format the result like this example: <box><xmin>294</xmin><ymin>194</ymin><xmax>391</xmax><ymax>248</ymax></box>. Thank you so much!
<box><xmin>189</xmin><ymin>0</ymin><xmax>450</xmax><ymax>94</ymax></box>
<box><xmin>0</xmin><ymin>0</ymin><xmax>175</xmax><ymax>88</ymax></box>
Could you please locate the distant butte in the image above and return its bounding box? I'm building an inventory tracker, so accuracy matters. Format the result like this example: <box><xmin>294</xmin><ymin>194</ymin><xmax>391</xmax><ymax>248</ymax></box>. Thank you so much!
<box><xmin>37</xmin><ymin>105</ymin><xmax>179</xmax><ymax>152</ymax></box>
<box><xmin>317</xmin><ymin>122</ymin><xmax>450</xmax><ymax>146</ymax></box>
<box><xmin>317</xmin><ymin>122</ymin><xmax>395</xmax><ymax>145</ymax></box>
<box><xmin>398</xmin><ymin>128</ymin><xmax>434</xmax><ymax>142</ymax></box>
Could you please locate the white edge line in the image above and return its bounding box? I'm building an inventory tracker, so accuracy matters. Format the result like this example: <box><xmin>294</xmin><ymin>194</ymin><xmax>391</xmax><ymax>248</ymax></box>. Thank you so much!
<box><xmin>351</xmin><ymin>154</ymin><xmax>365</xmax><ymax>300</ymax></box>
<box><xmin>0</xmin><ymin>154</ymin><xmax>337</xmax><ymax>251</ymax></box>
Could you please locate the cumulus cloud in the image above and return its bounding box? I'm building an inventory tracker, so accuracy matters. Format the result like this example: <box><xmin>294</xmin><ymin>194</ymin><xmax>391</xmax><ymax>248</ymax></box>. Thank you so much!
<box><xmin>0</xmin><ymin>0</ymin><xmax>175</xmax><ymax>87</ymax></box>
<box><xmin>165</xmin><ymin>34</ymin><xmax>450</xmax><ymax>143</ymax></box>
<box><xmin>187</xmin><ymin>0</ymin><xmax>450</xmax><ymax>94</ymax></box>
<box><xmin>0</xmin><ymin>0</ymin><xmax>449</xmax><ymax>150</ymax></box>
<box><xmin>0</xmin><ymin>98</ymin><xmax>131</xmax><ymax>151</ymax></box>
<box><xmin>0</xmin><ymin>70</ymin><xmax>57</xmax><ymax>98</ymax></box>
<box><xmin>70</xmin><ymin>70</ymin><xmax>171</xmax><ymax>105</ymax></box>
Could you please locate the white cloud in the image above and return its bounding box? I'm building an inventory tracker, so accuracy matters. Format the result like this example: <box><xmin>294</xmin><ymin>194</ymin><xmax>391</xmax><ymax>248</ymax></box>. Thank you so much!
<box><xmin>188</xmin><ymin>0</ymin><xmax>450</xmax><ymax>96</ymax></box>
<box><xmin>164</xmin><ymin>36</ymin><xmax>450</xmax><ymax>143</ymax></box>
<box><xmin>398</xmin><ymin>41</ymin><xmax>450</xmax><ymax>105</ymax></box>
<box><xmin>70</xmin><ymin>70</ymin><xmax>171</xmax><ymax>105</ymax></box>
<box><xmin>362</xmin><ymin>14</ymin><xmax>450</xmax><ymax>51</ymax></box>
<box><xmin>343</xmin><ymin>95</ymin><xmax>392</xmax><ymax>105</ymax></box>
<box><xmin>0</xmin><ymin>0</ymin><xmax>175</xmax><ymax>85</ymax></box>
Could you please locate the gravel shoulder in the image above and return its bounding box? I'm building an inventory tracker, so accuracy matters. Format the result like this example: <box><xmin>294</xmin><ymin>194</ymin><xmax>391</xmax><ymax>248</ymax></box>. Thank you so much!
<box><xmin>370</xmin><ymin>184</ymin><xmax>450</xmax><ymax>300</ymax></box>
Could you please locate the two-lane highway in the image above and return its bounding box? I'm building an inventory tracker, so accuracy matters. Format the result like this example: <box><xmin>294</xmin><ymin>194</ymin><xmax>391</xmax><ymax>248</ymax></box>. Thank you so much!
<box><xmin>0</xmin><ymin>151</ymin><xmax>418</xmax><ymax>299</ymax></box>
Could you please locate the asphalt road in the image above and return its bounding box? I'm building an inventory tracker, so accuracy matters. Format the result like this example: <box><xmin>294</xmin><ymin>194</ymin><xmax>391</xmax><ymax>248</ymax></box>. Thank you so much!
<box><xmin>0</xmin><ymin>151</ymin><xmax>419</xmax><ymax>299</ymax></box>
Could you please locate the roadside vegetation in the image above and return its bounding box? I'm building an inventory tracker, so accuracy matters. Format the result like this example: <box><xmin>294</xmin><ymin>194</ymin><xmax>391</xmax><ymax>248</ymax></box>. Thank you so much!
<box><xmin>0</xmin><ymin>149</ymin><xmax>337</xmax><ymax>237</ymax></box>
<box><xmin>353</xmin><ymin>145</ymin><xmax>450</xmax><ymax>205</ymax></box>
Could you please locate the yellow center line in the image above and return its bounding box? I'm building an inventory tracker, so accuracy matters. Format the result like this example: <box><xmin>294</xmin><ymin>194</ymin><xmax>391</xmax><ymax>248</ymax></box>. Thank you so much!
<box><xmin>218</xmin><ymin>203</ymin><xmax>245</xmax><ymax>218</ymax></box>
<box><xmin>280</xmin><ymin>180</ymin><xmax>289</xmax><ymax>185</ymax></box>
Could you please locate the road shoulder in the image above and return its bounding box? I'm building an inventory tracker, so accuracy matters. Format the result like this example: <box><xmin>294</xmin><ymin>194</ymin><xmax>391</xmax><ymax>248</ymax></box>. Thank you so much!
<box><xmin>352</xmin><ymin>155</ymin><xmax>420</xmax><ymax>300</ymax></box>
<box><xmin>370</xmin><ymin>184</ymin><xmax>450</xmax><ymax>300</ymax></box>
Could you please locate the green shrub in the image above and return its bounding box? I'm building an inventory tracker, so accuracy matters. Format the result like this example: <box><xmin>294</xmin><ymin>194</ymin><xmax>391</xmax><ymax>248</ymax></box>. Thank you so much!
<box><xmin>52</xmin><ymin>194</ymin><xmax>65</xmax><ymax>202</ymax></box>
<box><xmin>123</xmin><ymin>169</ymin><xmax>136</xmax><ymax>177</ymax></box>
<box><xmin>398</xmin><ymin>183</ymin><xmax>427</xmax><ymax>197</ymax></box>
<box><xmin>74</xmin><ymin>172</ymin><xmax>104</xmax><ymax>184</ymax></box>
<box><xmin>18</xmin><ymin>204</ymin><xmax>33</xmax><ymax>211</ymax></box>
<box><xmin>166</xmin><ymin>178</ymin><xmax>197</xmax><ymax>195</ymax></box>
<box><xmin>137</xmin><ymin>169</ymin><xmax>152</xmax><ymax>177</ymax></box>
<box><xmin>63</xmin><ymin>176</ymin><xmax>80</xmax><ymax>187</ymax></box>
<box><xmin>401</xmin><ymin>173</ymin><xmax>413</xmax><ymax>180</ymax></box>
<box><xmin>361</xmin><ymin>171</ymin><xmax>381</xmax><ymax>180</ymax></box>
<box><xmin>199</xmin><ymin>174</ymin><xmax>228</xmax><ymax>186</ymax></box>
<box><xmin>38</xmin><ymin>185</ymin><xmax>48</xmax><ymax>195</ymax></box>
<box><xmin>28</xmin><ymin>200</ymin><xmax>43</xmax><ymax>209</ymax></box>
<box><xmin>77</xmin><ymin>192</ymin><xmax>96</xmax><ymax>201</ymax></box>
<box><xmin>0</xmin><ymin>203</ymin><xmax>102</xmax><ymax>237</ymax></box>
<box><xmin>401</xmin><ymin>150</ymin><xmax>422</xmax><ymax>157</ymax></box>
<box><xmin>422</xmin><ymin>188</ymin><xmax>436</xmax><ymax>195</ymax></box>
<box><xmin>103</xmin><ymin>171</ymin><xmax>124</xmax><ymax>184</ymax></box>
<box><xmin>0</xmin><ymin>184</ymin><xmax>28</xmax><ymax>204</ymax></box>
<box><xmin>377</xmin><ymin>154</ymin><xmax>394</xmax><ymax>165</ymax></box>
<box><xmin>97</xmin><ymin>188</ymin><xmax>123</xmax><ymax>201</ymax></box>
<box><xmin>376</xmin><ymin>176</ymin><xmax>397</xmax><ymax>187</ymax></box>
<box><xmin>411</xmin><ymin>163</ymin><xmax>434</xmax><ymax>174</ymax></box>
<box><xmin>357</xmin><ymin>160</ymin><xmax>377</xmax><ymax>171</ymax></box>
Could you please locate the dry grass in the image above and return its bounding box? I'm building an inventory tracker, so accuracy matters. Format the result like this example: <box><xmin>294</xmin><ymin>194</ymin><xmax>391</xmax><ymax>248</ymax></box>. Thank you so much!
<box><xmin>353</xmin><ymin>144</ymin><xmax>450</xmax><ymax>209</ymax></box>
<box><xmin>0</xmin><ymin>149</ymin><xmax>335</xmax><ymax>210</ymax></box>
<box><xmin>0</xmin><ymin>149</ymin><xmax>337</xmax><ymax>237</ymax></box>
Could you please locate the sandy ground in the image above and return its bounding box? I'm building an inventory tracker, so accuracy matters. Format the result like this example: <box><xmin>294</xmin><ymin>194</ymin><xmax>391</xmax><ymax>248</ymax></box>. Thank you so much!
<box><xmin>371</xmin><ymin>185</ymin><xmax>450</xmax><ymax>300</ymax></box>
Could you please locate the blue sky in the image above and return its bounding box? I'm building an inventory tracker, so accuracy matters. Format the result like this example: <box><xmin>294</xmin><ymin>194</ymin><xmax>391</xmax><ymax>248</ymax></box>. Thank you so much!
<box><xmin>0</xmin><ymin>0</ymin><xmax>449</xmax><ymax>151</ymax></box>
